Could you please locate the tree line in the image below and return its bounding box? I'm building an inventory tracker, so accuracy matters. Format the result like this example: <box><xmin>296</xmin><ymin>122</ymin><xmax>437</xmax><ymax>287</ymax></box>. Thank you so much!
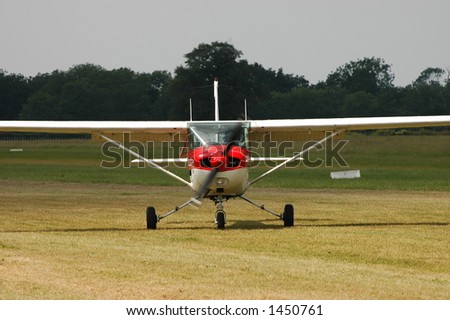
<box><xmin>1</xmin><ymin>42</ymin><xmax>449</xmax><ymax>121</ymax></box>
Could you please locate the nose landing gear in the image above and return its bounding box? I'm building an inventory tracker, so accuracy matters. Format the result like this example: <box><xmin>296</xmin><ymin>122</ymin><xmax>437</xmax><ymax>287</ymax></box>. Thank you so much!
<box><xmin>214</xmin><ymin>197</ymin><xmax>226</xmax><ymax>229</ymax></box>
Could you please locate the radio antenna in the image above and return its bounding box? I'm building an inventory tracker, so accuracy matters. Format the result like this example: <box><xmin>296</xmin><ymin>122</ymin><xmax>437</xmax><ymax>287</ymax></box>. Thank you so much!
<box><xmin>214</xmin><ymin>78</ymin><xmax>219</xmax><ymax>121</ymax></box>
<box><xmin>244</xmin><ymin>99</ymin><xmax>248</xmax><ymax>121</ymax></box>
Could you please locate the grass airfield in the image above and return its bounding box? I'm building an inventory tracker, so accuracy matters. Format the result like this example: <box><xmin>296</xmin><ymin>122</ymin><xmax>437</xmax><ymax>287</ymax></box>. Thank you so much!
<box><xmin>0</xmin><ymin>135</ymin><xmax>449</xmax><ymax>299</ymax></box>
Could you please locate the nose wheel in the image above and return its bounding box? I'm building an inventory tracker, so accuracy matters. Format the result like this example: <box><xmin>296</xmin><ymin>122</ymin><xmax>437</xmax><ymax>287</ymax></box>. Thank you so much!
<box><xmin>214</xmin><ymin>198</ymin><xmax>226</xmax><ymax>229</ymax></box>
<box><xmin>215</xmin><ymin>210</ymin><xmax>226</xmax><ymax>229</ymax></box>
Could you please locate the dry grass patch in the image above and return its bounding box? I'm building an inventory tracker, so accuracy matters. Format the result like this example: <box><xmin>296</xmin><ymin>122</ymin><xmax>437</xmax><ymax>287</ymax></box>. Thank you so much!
<box><xmin>1</xmin><ymin>180</ymin><xmax>449</xmax><ymax>299</ymax></box>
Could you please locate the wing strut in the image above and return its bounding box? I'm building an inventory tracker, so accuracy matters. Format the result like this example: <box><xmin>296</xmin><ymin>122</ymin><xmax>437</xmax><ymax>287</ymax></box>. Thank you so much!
<box><xmin>100</xmin><ymin>134</ymin><xmax>191</xmax><ymax>188</ymax></box>
<box><xmin>239</xmin><ymin>195</ymin><xmax>281</xmax><ymax>218</ymax></box>
<box><xmin>248</xmin><ymin>130</ymin><xmax>343</xmax><ymax>187</ymax></box>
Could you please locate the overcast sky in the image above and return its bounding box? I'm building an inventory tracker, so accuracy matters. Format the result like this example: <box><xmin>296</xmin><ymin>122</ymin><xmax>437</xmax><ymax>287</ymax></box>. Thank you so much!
<box><xmin>1</xmin><ymin>0</ymin><xmax>449</xmax><ymax>86</ymax></box>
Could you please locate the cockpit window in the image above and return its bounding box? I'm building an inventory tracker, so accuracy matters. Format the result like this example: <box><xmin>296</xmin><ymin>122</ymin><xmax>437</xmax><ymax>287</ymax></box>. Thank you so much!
<box><xmin>188</xmin><ymin>122</ymin><xmax>249</xmax><ymax>148</ymax></box>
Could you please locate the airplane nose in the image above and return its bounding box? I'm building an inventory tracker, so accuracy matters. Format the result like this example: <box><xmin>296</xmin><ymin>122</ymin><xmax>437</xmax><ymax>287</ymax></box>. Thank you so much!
<box><xmin>209</xmin><ymin>155</ymin><xmax>225</xmax><ymax>168</ymax></box>
<box><xmin>197</xmin><ymin>145</ymin><xmax>226</xmax><ymax>168</ymax></box>
<box><xmin>207</xmin><ymin>147</ymin><xmax>224</xmax><ymax>167</ymax></box>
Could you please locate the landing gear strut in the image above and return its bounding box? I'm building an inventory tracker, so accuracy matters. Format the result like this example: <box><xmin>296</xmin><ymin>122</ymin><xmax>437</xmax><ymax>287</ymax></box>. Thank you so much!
<box><xmin>239</xmin><ymin>195</ymin><xmax>295</xmax><ymax>227</ymax></box>
<box><xmin>145</xmin><ymin>197</ymin><xmax>200</xmax><ymax>230</ymax></box>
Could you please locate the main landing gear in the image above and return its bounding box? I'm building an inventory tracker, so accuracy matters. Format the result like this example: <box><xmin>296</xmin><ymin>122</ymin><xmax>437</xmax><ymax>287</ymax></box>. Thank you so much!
<box><xmin>146</xmin><ymin>207</ymin><xmax>158</xmax><ymax>230</ymax></box>
<box><xmin>145</xmin><ymin>195</ymin><xmax>294</xmax><ymax>230</ymax></box>
<box><xmin>239</xmin><ymin>196</ymin><xmax>294</xmax><ymax>227</ymax></box>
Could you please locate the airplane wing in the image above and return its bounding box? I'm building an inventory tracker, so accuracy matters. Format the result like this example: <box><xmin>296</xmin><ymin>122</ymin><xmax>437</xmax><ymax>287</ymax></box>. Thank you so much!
<box><xmin>245</xmin><ymin>115</ymin><xmax>450</xmax><ymax>142</ymax></box>
<box><xmin>249</xmin><ymin>115</ymin><xmax>450</xmax><ymax>132</ymax></box>
<box><xmin>1</xmin><ymin>115</ymin><xmax>449</xmax><ymax>134</ymax></box>
<box><xmin>0</xmin><ymin>120</ymin><xmax>188</xmax><ymax>134</ymax></box>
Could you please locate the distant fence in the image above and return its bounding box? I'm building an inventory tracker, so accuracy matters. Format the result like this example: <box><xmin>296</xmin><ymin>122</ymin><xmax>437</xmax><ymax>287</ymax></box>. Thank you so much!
<box><xmin>0</xmin><ymin>133</ymin><xmax>91</xmax><ymax>141</ymax></box>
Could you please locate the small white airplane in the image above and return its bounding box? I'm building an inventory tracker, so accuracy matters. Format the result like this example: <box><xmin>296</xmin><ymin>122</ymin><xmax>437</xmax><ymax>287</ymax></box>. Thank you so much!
<box><xmin>1</xmin><ymin>79</ymin><xmax>449</xmax><ymax>229</ymax></box>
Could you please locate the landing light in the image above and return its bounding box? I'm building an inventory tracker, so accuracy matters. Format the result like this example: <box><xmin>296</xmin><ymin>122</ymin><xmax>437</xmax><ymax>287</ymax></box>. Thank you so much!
<box><xmin>215</xmin><ymin>177</ymin><xmax>229</xmax><ymax>186</ymax></box>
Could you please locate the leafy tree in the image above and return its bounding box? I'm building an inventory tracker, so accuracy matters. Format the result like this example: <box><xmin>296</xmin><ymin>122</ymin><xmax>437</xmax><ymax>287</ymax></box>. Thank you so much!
<box><xmin>184</xmin><ymin>42</ymin><xmax>243</xmax><ymax>78</ymax></box>
<box><xmin>340</xmin><ymin>91</ymin><xmax>378</xmax><ymax>116</ymax></box>
<box><xmin>0</xmin><ymin>70</ymin><xmax>31</xmax><ymax>119</ymax></box>
<box><xmin>401</xmin><ymin>85</ymin><xmax>450</xmax><ymax>115</ymax></box>
<box><xmin>166</xmin><ymin>42</ymin><xmax>245</xmax><ymax>120</ymax></box>
<box><xmin>326</xmin><ymin>57</ymin><xmax>394</xmax><ymax>94</ymax></box>
<box><xmin>376</xmin><ymin>87</ymin><xmax>408</xmax><ymax>116</ymax></box>
<box><xmin>165</xmin><ymin>42</ymin><xmax>308</xmax><ymax>120</ymax></box>
<box><xmin>20</xmin><ymin>64</ymin><xmax>171</xmax><ymax>120</ymax></box>
<box><xmin>413</xmin><ymin>67</ymin><xmax>446</xmax><ymax>87</ymax></box>
<box><xmin>20</xmin><ymin>91</ymin><xmax>61</xmax><ymax>120</ymax></box>
<box><xmin>21</xmin><ymin>70</ymin><xmax>70</xmax><ymax>119</ymax></box>
<box><xmin>258</xmin><ymin>87</ymin><xmax>345</xmax><ymax>119</ymax></box>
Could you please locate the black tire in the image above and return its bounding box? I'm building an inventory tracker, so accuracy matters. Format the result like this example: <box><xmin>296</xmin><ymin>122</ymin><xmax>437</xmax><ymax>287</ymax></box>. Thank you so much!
<box><xmin>216</xmin><ymin>211</ymin><xmax>225</xmax><ymax>229</ymax></box>
<box><xmin>146</xmin><ymin>206</ymin><xmax>157</xmax><ymax>230</ymax></box>
<box><xmin>283</xmin><ymin>204</ymin><xmax>294</xmax><ymax>227</ymax></box>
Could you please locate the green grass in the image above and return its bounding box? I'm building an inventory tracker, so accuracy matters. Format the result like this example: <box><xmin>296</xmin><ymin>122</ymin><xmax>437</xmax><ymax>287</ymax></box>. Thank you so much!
<box><xmin>1</xmin><ymin>134</ymin><xmax>449</xmax><ymax>190</ymax></box>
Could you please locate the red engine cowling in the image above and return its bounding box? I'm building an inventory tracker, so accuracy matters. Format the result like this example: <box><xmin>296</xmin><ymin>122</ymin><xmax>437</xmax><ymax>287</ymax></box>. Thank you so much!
<box><xmin>188</xmin><ymin>145</ymin><xmax>249</xmax><ymax>171</ymax></box>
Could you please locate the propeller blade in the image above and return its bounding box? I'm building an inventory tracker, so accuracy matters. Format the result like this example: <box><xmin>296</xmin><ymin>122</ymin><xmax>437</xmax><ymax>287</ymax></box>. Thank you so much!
<box><xmin>195</xmin><ymin>167</ymin><xmax>219</xmax><ymax>199</ymax></box>
<box><xmin>225</xmin><ymin>122</ymin><xmax>244</xmax><ymax>155</ymax></box>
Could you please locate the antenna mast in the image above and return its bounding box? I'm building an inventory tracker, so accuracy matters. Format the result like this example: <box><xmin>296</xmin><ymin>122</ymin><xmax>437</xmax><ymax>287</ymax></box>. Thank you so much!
<box><xmin>244</xmin><ymin>98</ymin><xmax>248</xmax><ymax>121</ymax></box>
<box><xmin>214</xmin><ymin>78</ymin><xmax>219</xmax><ymax>121</ymax></box>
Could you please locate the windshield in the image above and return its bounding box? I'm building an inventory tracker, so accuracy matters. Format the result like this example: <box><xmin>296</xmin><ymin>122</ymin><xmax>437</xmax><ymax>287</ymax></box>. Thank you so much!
<box><xmin>188</xmin><ymin>122</ymin><xmax>249</xmax><ymax>149</ymax></box>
